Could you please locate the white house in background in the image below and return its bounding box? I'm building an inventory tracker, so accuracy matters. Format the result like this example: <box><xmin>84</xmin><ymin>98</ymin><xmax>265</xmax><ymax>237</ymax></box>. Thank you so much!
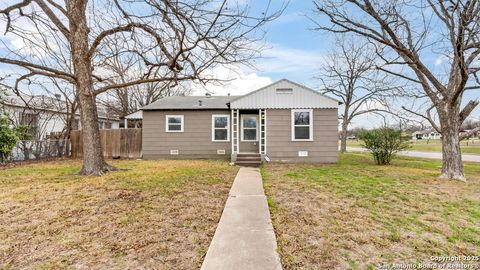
<box><xmin>0</xmin><ymin>88</ymin><xmax>120</xmax><ymax>139</ymax></box>
<box><xmin>124</xmin><ymin>110</ymin><xmax>143</xmax><ymax>128</ymax></box>
<box><xmin>412</xmin><ymin>130</ymin><xmax>442</xmax><ymax>140</ymax></box>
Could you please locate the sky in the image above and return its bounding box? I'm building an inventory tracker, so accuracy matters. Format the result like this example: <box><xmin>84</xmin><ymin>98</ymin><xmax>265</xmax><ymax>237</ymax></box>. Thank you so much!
<box><xmin>190</xmin><ymin>0</ymin><xmax>480</xmax><ymax>128</ymax></box>
<box><xmin>1</xmin><ymin>0</ymin><xmax>479</xmax><ymax>129</ymax></box>
<box><xmin>190</xmin><ymin>1</ymin><xmax>395</xmax><ymax>128</ymax></box>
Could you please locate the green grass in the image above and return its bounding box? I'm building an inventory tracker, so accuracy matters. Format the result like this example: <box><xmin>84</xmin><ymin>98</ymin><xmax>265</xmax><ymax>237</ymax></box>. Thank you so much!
<box><xmin>347</xmin><ymin>139</ymin><xmax>480</xmax><ymax>155</ymax></box>
<box><xmin>0</xmin><ymin>159</ymin><xmax>238</xmax><ymax>270</ymax></box>
<box><xmin>263</xmin><ymin>153</ymin><xmax>480</xmax><ymax>269</ymax></box>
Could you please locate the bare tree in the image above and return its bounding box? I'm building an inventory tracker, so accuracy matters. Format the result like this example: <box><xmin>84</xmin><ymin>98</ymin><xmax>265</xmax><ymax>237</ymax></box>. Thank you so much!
<box><xmin>96</xmin><ymin>49</ymin><xmax>189</xmax><ymax>119</ymax></box>
<box><xmin>313</xmin><ymin>0</ymin><xmax>480</xmax><ymax>180</ymax></box>
<box><xmin>0</xmin><ymin>0</ymin><xmax>283</xmax><ymax>175</ymax></box>
<box><xmin>318</xmin><ymin>36</ymin><xmax>400</xmax><ymax>153</ymax></box>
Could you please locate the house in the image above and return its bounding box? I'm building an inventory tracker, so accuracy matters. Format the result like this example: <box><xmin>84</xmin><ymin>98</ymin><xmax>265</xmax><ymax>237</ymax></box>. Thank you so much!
<box><xmin>0</xmin><ymin>87</ymin><xmax>120</xmax><ymax>139</ymax></box>
<box><xmin>124</xmin><ymin>110</ymin><xmax>143</xmax><ymax>128</ymax></box>
<box><xmin>412</xmin><ymin>130</ymin><xmax>441</xmax><ymax>140</ymax></box>
<box><xmin>141</xmin><ymin>79</ymin><xmax>340</xmax><ymax>165</ymax></box>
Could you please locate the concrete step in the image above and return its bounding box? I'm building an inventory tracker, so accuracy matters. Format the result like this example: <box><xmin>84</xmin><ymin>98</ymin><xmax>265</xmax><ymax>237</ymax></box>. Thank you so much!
<box><xmin>235</xmin><ymin>160</ymin><xmax>262</xmax><ymax>167</ymax></box>
<box><xmin>237</xmin><ymin>153</ymin><xmax>261</xmax><ymax>158</ymax></box>
<box><xmin>236</xmin><ymin>156</ymin><xmax>262</xmax><ymax>162</ymax></box>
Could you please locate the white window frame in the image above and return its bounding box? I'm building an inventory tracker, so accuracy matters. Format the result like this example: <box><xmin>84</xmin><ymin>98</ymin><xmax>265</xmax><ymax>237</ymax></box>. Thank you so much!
<box><xmin>241</xmin><ymin>114</ymin><xmax>258</xmax><ymax>142</ymax></box>
<box><xmin>165</xmin><ymin>115</ymin><xmax>184</xmax><ymax>132</ymax></box>
<box><xmin>212</xmin><ymin>114</ymin><xmax>230</xmax><ymax>142</ymax></box>
<box><xmin>291</xmin><ymin>109</ymin><xmax>313</xmax><ymax>141</ymax></box>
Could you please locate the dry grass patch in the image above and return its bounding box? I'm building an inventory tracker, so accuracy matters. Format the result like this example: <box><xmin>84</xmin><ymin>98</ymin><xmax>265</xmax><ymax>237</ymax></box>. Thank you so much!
<box><xmin>263</xmin><ymin>153</ymin><xmax>480</xmax><ymax>270</ymax></box>
<box><xmin>0</xmin><ymin>159</ymin><xmax>238</xmax><ymax>269</ymax></box>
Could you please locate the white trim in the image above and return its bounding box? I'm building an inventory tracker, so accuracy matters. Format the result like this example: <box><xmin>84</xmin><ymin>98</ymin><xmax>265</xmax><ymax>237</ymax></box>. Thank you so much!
<box><xmin>291</xmin><ymin>109</ymin><xmax>313</xmax><ymax>141</ymax></box>
<box><xmin>165</xmin><ymin>115</ymin><xmax>184</xmax><ymax>132</ymax></box>
<box><xmin>236</xmin><ymin>109</ymin><xmax>240</xmax><ymax>152</ymax></box>
<box><xmin>241</xmin><ymin>114</ymin><xmax>258</xmax><ymax>142</ymax></box>
<box><xmin>231</xmin><ymin>110</ymin><xmax>235</xmax><ymax>153</ymax></box>
<box><xmin>211</xmin><ymin>114</ymin><xmax>230</xmax><ymax>142</ymax></box>
<box><xmin>264</xmin><ymin>109</ymin><xmax>267</xmax><ymax>154</ymax></box>
<box><xmin>258</xmin><ymin>109</ymin><xmax>261</xmax><ymax>154</ymax></box>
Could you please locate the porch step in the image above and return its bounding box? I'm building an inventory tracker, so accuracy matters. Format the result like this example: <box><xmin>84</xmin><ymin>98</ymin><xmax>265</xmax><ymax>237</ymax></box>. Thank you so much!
<box><xmin>235</xmin><ymin>154</ymin><xmax>262</xmax><ymax>167</ymax></box>
<box><xmin>237</xmin><ymin>153</ymin><xmax>261</xmax><ymax>158</ymax></box>
<box><xmin>235</xmin><ymin>160</ymin><xmax>262</xmax><ymax>167</ymax></box>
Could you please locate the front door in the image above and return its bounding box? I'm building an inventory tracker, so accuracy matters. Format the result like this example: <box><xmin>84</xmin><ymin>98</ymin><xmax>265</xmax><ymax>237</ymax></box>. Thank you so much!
<box><xmin>240</xmin><ymin>114</ymin><xmax>259</xmax><ymax>153</ymax></box>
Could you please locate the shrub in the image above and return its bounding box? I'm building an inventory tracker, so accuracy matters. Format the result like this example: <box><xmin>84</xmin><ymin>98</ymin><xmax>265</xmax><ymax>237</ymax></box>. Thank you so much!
<box><xmin>0</xmin><ymin>115</ymin><xmax>19</xmax><ymax>162</ymax></box>
<box><xmin>358</xmin><ymin>127</ymin><xmax>410</xmax><ymax>165</ymax></box>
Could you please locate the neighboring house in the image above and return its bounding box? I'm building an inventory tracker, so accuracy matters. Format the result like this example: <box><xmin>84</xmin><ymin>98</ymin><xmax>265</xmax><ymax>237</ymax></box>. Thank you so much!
<box><xmin>412</xmin><ymin>130</ymin><xmax>442</xmax><ymax>140</ymax></box>
<box><xmin>0</xmin><ymin>88</ymin><xmax>120</xmax><ymax>139</ymax></box>
<box><xmin>124</xmin><ymin>110</ymin><xmax>143</xmax><ymax>128</ymax></box>
<box><xmin>141</xmin><ymin>79</ymin><xmax>340</xmax><ymax>164</ymax></box>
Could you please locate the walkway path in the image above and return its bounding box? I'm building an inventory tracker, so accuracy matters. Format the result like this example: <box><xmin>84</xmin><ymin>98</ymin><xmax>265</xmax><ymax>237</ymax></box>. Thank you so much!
<box><xmin>346</xmin><ymin>147</ymin><xmax>480</xmax><ymax>162</ymax></box>
<box><xmin>201</xmin><ymin>167</ymin><xmax>282</xmax><ymax>270</ymax></box>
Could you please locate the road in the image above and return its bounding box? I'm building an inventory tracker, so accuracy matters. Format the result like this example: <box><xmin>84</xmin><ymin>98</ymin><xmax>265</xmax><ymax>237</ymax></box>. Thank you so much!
<box><xmin>346</xmin><ymin>147</ymin><xmax>480</xmax><ymax>163</ymax></box>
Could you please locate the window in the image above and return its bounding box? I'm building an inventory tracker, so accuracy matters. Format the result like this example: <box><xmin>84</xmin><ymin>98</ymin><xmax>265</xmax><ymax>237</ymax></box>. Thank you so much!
<box><xmin>276</xmin><ymin>88</ymin><xmax>293</xmax><ymax>94</ymax></box>
<box><xmin>291</xmin><ymin>109</ymin><xmax>313</xmax><ymax>141</ymax></box>
<box><xmin>73</xmin><ymin>119</ymin><xmax>81</xmax><ymax>130</ymax></box>
<box><xmin>241</xmin><ymin>115</ymin><xmax>257</xmax><ymax>141</ymax></box>
<box><xmin>212</xmin><ymin>115</ymin><xmax>230</xmax><ymax>141</ymax></box>
<box><xmin>20</xmin><ymin>112</ymin><xmax>38</xmax><ymax>138</ymax></box>
<box><xmin>166</xmin><ymin>115</ymin><xmax>184</xmax><ymax>132</ymax></box>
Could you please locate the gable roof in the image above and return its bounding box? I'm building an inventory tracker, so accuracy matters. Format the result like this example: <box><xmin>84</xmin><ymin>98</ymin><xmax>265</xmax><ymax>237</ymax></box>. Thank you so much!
<box><xmin>141</xmin><ymin>79</ymin><xmax>340</xmax><ymax>111</ymax></box>
<box><xmin>0</xmin><ymin>86</ymin><xmax>119</xmax><ymax>120</ymax></box>
<box><xmin>230</xmin><ymin>79</ymin><xmax>340</xmax><ymax>109</ymax></box>
<box><xmin>142</xmin><ymin>95</ymin><xmax>238</xmax><ymax>110</ymax></box>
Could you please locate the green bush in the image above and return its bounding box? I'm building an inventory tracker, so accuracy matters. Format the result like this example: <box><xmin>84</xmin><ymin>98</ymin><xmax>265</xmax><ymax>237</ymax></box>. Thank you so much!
<box><xmin>358</xmin><ymin>127</ymin><xmax>410</xmax><ymax>165</ymax></box>
<box><xmin>0</xmin><ymin>115</ymin><xmax>19</xmax><ymax>162</ymax></box>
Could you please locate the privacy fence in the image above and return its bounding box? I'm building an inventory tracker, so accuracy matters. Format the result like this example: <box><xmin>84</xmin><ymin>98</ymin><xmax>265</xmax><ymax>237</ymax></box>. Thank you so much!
<box><xmin>70</xmin><ymin>128</ymin><xmax>142</xmax><ymax>159</ymax></box>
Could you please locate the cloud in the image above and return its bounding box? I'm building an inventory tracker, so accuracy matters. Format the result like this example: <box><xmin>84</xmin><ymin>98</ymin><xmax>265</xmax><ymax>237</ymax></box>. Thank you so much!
<box><xmin>190</xmin><ymin>65</ymin><xmax>273</xmax><ymax>96</ymax></box>
<box><xmin>256</xmin><ymin>43</ymin><xmax>324</xmax><ymax>75</ymax></box>
<box><xmin>434</xmin><ymin>55</ymin><xmax>449</xmax><ymax>66</ymax></box>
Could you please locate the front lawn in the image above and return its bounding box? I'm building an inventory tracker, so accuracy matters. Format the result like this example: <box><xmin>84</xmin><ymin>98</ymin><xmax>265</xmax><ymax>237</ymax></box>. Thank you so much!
<box><xmin>263</xmin><ymin>153</ymin><xmax>480</xmax><ymax>270</ymax></box>
<box><xmin>0</xmin><ymin>159</ymin><xmax>238</xmax><ymax>269</ymax></box>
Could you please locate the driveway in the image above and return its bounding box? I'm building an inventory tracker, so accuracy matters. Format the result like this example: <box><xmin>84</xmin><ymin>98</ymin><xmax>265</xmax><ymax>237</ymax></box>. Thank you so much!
<box><xmin>346</xmin><ymin>147</ymin><xmax>480</xmax><ymax>162</ymax></box>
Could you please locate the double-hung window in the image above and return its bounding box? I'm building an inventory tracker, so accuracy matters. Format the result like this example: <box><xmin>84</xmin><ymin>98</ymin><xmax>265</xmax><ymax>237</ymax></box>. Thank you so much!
<box><xmin>291</xmin><ymin>109</ymin><xmax>313</xmax><ymax>141</ymax></box>
<box><xmin>166</xmin><ymin>115</ymin><xmax>184</xmax><ymax>132</ymax></box>
<box><xmin>212</xmin><ymin>115</ymin><xmax>230</xmax><ymax>141</ymax></box>
<box><xmin>241</xmin><ymin>115</ymin><xmax>258</xmax><ymax>141</ymax></box>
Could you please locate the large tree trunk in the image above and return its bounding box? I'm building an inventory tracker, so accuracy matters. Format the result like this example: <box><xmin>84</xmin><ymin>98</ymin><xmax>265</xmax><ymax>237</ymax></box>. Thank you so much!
<box><xmin>439</xmin><ymin>108</ymin><xmax>465</xmax><ymax>181</ymax></box>
<box><xmin>340</xmin><ymin>121</ymin><xmax>348</xmax><ymax>153</ymax></box>
<box><xmin>69</xmin><ymin>0</ymin><xmax>116</xmax><ymax>175</ymax></box>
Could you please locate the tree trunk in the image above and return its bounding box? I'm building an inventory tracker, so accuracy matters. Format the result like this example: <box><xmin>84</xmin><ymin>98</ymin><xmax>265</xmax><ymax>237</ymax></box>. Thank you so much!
<box><xmin>439</xmin><ymin>108</ymin><xmax>465</xmax><ymax>181</ymax></box>
<box><xmin>69</xmin><ymin>0</ymin><xmax>116</xmax><ymax>175</ymax></box>
<box><xmin>340</xmin><ymin>121</ymin><xmax>348</xmax><ymax>153</ymax></box>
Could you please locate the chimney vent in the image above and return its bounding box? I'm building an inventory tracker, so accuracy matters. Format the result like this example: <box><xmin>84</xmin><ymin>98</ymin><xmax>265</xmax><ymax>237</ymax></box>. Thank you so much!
<box><xmin>205</xmin><ymin>93</ymin><xmax>211</xmax><ymax>98</ymax></box>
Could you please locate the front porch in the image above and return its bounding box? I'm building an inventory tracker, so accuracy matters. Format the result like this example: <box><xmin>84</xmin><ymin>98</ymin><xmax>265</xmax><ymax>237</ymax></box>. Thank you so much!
<box><xmin>230</xmin><ymin>109</ymin><xmax>267</xmax><ymax>166</ymax></box>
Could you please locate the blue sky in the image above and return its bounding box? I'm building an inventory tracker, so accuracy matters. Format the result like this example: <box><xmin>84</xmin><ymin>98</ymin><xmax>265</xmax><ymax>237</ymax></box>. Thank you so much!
<box><xmin>203</xmin><ymin>0</ymin><xmax>480</xmax><ymax>128</ymax></box>
<box><xmin>1</xmin><ymin>0</ymin><xmax>479</xmax><ymax>128</ymax></box>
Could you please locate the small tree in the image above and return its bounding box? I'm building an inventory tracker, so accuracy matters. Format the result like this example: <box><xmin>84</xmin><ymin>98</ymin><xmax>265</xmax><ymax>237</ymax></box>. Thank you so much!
<box><xmin>358</xmin><ymin>127</ymin><xmax>409</xmax><ymax>165</ymax></box>
<box><xmin>0</xmin><ymin>115</ymin><xmax>19</xmax><ymax>162</ymax></box>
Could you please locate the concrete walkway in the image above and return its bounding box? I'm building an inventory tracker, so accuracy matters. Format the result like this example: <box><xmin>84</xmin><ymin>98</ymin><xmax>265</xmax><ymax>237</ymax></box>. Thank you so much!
<box><xmin>201</xmin><ymin>167</ymin><xmax>282</xmax><ymax>270</ymax></box>
<box><xmin>346</xmin><ymin>147</ymin><xmax>480</xmax><ymax>162</ymax></box>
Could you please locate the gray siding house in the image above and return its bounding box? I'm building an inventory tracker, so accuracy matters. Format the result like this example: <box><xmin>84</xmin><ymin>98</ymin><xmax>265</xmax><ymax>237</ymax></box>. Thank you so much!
<box><xmin>142</xmin><ymin>79</ymin><xmax>339</xmax><ymax>165</ymax></box>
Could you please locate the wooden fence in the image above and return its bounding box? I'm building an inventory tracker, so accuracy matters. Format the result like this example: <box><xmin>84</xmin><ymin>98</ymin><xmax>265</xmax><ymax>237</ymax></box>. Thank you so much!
<box><xmin>71</xmin><ymin>128</ymin><xmax>142</xmax><ymax>159</ymax></box>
